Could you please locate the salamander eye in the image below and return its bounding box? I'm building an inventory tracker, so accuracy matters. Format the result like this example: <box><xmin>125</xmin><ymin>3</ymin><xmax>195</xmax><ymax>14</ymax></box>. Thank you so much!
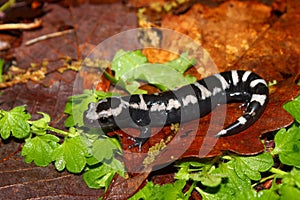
<box><xmin>99</xmin><ymin>117</ymin><xmax>108</xmax><ymax>124</ymax></box>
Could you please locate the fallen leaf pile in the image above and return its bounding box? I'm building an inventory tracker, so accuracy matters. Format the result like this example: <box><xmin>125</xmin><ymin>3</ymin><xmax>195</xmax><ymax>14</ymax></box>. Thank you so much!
<box><xmin>0</xmin><ymin>0</ymin><xmax>299</xmax><ymax>199</ymax></box>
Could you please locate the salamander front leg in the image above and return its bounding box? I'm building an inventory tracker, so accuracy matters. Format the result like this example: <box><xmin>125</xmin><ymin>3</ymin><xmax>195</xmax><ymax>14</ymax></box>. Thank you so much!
<box><xmin>128</xmin><ymin>126</ymin><xmax>151</xmax><ymax>152</ymax></box>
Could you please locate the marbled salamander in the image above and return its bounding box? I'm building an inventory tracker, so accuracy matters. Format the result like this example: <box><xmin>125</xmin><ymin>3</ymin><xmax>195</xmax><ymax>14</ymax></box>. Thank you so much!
<box><xmin>84</xmin><ymin>70</ymin><xmax>268</xmax><ymax>151</ymax></box>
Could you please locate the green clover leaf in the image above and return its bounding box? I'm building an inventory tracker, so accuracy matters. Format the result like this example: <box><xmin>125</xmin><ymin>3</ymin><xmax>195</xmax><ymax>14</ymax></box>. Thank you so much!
<box><xmin>0</xmin><ymin>106</ymin><xmax>31</xmax><ymax>139</ymax></box>
<box><xmin>83</xmin><ymin>164</ymin><xmax>116</xmax><ymax>190</ymax></box>
<box><xmin>52</xmin><ymin>136</ymin><xmax>88</xmax><ymax>173</ymax></box>
<box><xmin>283</xmin><ymin>94</ymin><xmax>300</xmax><ymax>123</ymax></box>
<box><xmin>111</xmin><ymin>49</ymin><xmax>148</xmax><ymax>80</ymax></box>
<box><xmin>233</xmin><ymin>153</ymin><xmax>274</xmax><ymax>181</ymax></box>
<box><xmin>92</xmin><ymin>137</ymin><xmax>120</xmax><ymax>162</ymax></box>
<box><xmin>21</xmin><ymin>134</ymin><xmax>60</xmax><ymax>167</ymax></box>
<box><xmin>272</xmin><ymin>126</ymin><xmax>300</xmax><ymax>168</ymax></box>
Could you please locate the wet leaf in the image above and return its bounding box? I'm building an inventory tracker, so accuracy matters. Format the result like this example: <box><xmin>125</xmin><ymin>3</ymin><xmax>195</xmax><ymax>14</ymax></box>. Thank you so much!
<box><xmin>52</xmin><ymin>136</ymin><xmax>88</xmax><ymax>173</ymax></box>
<box><xmin>0</xmin><ymin>105</ymin><xmax>31</xmax><ymax>139</ymax></box>
<box><xmin>21</xmin><ymin>134</ymin><xmax>60</xmax><ymax>167</ymax></box>
<box><xmin>233</xmin><ymin>153</ymin><xmax>273</xmax><ymax>181</ymax></box>
<box><xmin>199</xmin><ymin>161</ymin><xmax>253</xmax><ymax>200</ymax></box>
<box><xmin>129</xmin><ymin>179</ymin><xmax>186</xmax><ymax>200</ymax></box>
<box><xmin>0</xmin><ymin>2</ymin><xmax>137</xmax><ymax>199</ymax></box>
<box><xmin>272</xmin><ymin>126</ymin><xmax>300</xmax><ymax>168</ymax></box>
<box><xmin>92</xmin><ymin>138</ymin><xmax>120</xmax><ymax>162</ymax></box>
<box><xmin>103</xmin><ymin>172</ymin><xmax>150</xmax><ymax>200</ymax></box>
<box><xmin>283</xmin><ymin>94</ymin><xmax>300</xmax><ymax>123</ymax></box>
<box><xmin>1</xmin><ymin>0</ymin><xmax>300</xmax><ymax>199</ymax></box>
<box><xmin>83</xmin><ymin>164</ymin><xmax>116</xmax><ymax>190</ymax></box>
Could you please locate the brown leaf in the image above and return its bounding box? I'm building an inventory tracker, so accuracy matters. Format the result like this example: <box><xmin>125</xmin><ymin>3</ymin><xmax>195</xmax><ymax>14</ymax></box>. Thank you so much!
<box><xmin>0</xmin><ymin>2</ymin><xmax>137</xmax><ymax>199</ymax></box>
<box><xmin>14</xmin><ymin>3</ymin><xmax>137</xmax><ymax>71</ymax></box>
<box><xmin>1</xmin><ymin>0</ymin><xmax>300</xmax><ymax>199</ymax></box>
<box><xmin>235</xmin><ymin>0</ymin><xmax>300</xmax><ymax>82</ymax></box>
<box><xmin>103</xmin><ymin>172</ymin><xmax>150</xmax><ymax>200</ymax></box>
<box><xmin>108</xmin><ymin>0</ymin><xmax>300</xmax><ymax>188</ymax></box>
<box><xmin>0</xmin><ymin>139</ymin><xmax>103</xmax><ymax>199</ymax></box>
<box><xmin>160</xmin><ymin>0</ymin><xmax>300</xmax><ymax>81</ymax></box>
<box><xmin>161</xmin><ymin>1</ymin><xmax>273</xmax><ymax>69</ymax></box>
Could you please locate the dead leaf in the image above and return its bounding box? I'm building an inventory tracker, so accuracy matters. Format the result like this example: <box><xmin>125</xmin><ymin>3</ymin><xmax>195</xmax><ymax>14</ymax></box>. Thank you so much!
<box><xmin>2</xmin><ymin>1</ymin><xmax>45</xmax><ymax>23</ymax></box>
<box><xmin>103</xmin><ymin>172</ymin><xmax>150</xmax><ymax>200</ymax></box>
<box><xmin>109</xmin><ymin>0</ymin><xmax>300</xmax><ymax>172</ymax></box>
<box><xmin>0</xmin><ymin>2</ymin><xmax>137</xmax><ymax>199</ymax></box>
<box><xmin>0</xmin><ymin>138</ymin><xmax>103</xmax><ymax>199</ymax></box>
<box><xmin>103</xmin><ymin>1</ymin><xmax>300</xmax><ymax>198</ymax></box>
<box><xmin>1</xmin><ymin>0</ymin><xmax>300</xmax><ymax>199</ymax></box>
<box><xmin>14</xmin><ymin>3</ymin><xmax>137</xmax><ymax>71</ymax></box>
<box><xmin>160</xmin><ymin>0</ymin><xmax>300</xmax><ymax>81</ymax></box>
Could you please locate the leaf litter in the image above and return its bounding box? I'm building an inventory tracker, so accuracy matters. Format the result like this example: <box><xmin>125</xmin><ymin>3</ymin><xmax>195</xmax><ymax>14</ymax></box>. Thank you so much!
<box><xmin>0</xmin><ymin>0</ymin><xmax>299</xmax><ymax>199</ymax></box>
<box><xmin>0</xmin><ymin>1</ymin><xmax>137</xmax><ymax>199</ymax></box>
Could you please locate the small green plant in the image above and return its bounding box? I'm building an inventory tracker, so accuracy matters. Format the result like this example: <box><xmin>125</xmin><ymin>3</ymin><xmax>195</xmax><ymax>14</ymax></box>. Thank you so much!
<box><xmin>130</xmin><ymin>95</ymin><xmax>300</xmax><ymax>199</ymax></box>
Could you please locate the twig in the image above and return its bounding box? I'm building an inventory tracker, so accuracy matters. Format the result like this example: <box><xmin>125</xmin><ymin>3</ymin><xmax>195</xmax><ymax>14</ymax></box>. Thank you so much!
<box><xmin>0</xmin><ymin>19</ymin><xmax>42</xmax><ymax>30</ymax></box>
<box><xmin>0</xmin><ymin>59</ymin><xmax>3</xmax><ymax>83</ymax></box>
<box><xmin>0</xmin><ymin>0</ymin><xmax>16</xmax><ymax>12</ymax></box>
<box><xmin>25</xmin><ymin>29</ymin><xmax>74</xmax><ymax>46</ymax></box>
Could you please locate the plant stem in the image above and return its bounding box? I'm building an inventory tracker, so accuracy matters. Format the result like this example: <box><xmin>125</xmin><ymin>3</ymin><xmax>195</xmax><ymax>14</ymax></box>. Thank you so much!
<box><xmin>103</xmin><ymin>69</ymin><xmax>118</xmax><ymax>84</ymax></box>
<box><xmin>184</xmin><ymin>181</ymin><xmax>197</xmax><ymax>197</ymax></box>
<box><xmin>0</xmin><ymin>0</ymin><xmax>15</xmax><ymax>12</ymax></box>
<box><xmin>269</xmin><ymin>167</ymin><xmax>288</xmax><ymax>176</ymax></box>
<box><xmin>47</xmin><ymin>126</ymin><xmax>70</xmax><ymax>137</ymax></box>
<box><xmin>252</xmin><ymin>167</ymin><xmax>287</xmax><ymax>188</ymax></box>
<box><xmin>252</xmin><ymin>174</ymin><xmax>276</xmax><ymax>187</ymax></box>
<box><xmin>221</xmin><ymin>155</ymin><xmax>233</xmax><ymax>161</ymax></box>
<box><xmin>195</xmin><ymin>186</ymin><xmax>206</xmax><ymax>197</ymax></box>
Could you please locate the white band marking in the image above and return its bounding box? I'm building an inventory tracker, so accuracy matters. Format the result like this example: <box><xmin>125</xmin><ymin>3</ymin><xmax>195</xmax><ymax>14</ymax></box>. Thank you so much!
<box><xmin>215</xmin><ymin>129</ymin><xmax>227</xmax><ymax>137</ymax></box>
<box><xmin>251</xmin><ymin>94</ymin><xmax>267</xmax><ymax>106</ymax></box>
<box><xmin>214</xmin><ymin>74</ymin><xmax>230</xmax><ymax>90</ymax></box>
<box><xmin>99</xmin><ymin>108</ymin><xmax>112</xmax><ymax>117</ymax></box>
<box><xmin>166</xmin><ymin>99</ymin><xmax>181</xmax><ymax>110</ymax></box>
<box><xmin>182</xmin><ymin>95</ymin><xmax>198</xmax><ymax>106</ymax></box>
<box><xmin>238</xmin><ymin>116</ymin><xmax>247</xmax><ymax>125</ymax></box>
<box><xmin>86</xmin><ymin>103</ymin><xmax>99</xmax><ymax>120</ymax></box>
<box><xmin>242</xmin><ymin>71</ymin><xmax>252</xmax><ymax>82</ymax></box>
<box><xmin>139</xmin><ymin>94</ymin><xmax>148</xmax><ymax>110</ymax></box>
<box><xmin>212</xmin><ymin>87</ymin><xmax>222</xmax><ymax>95</ymax></box>
<box><xmin>130</xmin><ymin>95</ymin><xmax>148</xmax><ymax>111</ymax></box>
<box><xmin>231</xmin><ymin>70</ymin><xmax>239</xmax><ymax>86</ymax></box>
<box><xmin>150</xmin><ymin>103</ymin><xmax>166</xmax><ymax>112</ymax></box>
<box><xmin>250</xmin><ymin>79</ymin><xmax>267</xmax><ymax>88</ymax></box>
<box><xmin>193</xmin><ymin>82</ymin><xmax>212</xmax><ymax>99</ymax></box>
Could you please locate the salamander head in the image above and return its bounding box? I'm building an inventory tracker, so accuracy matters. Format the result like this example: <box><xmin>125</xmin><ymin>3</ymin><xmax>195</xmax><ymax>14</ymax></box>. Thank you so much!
<box><xmin>83</xmin><ymin>100</ymin><xmax>116</xmax><ymax>131</ymax></box>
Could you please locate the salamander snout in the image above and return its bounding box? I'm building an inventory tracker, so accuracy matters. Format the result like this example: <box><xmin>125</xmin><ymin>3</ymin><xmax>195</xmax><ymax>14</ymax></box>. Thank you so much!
<box><xmin>84</xmin><ymin>102</ymin><xmax>102</xmax><ymax>128</ymax></box>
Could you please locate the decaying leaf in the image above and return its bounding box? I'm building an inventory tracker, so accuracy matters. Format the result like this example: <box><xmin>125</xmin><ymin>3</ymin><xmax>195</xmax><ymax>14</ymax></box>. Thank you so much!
<box><xmin>1</xmin><ymin>0</ymin><xmax>300</xmax><ymax>199</ymax></box>
<box><xmin>103</xmin><ymin>0</ymin><xmax>299</xmax><ymax>170</ymax></box>
<box><xmin>103</xmin><ymin>1</ymin><xmax>300</xmax><ymax>198</ymax></box>
<box><xmin>103</xmin><ymin>172</ymin><xmax>150</xmax><ymax>200</ymax></box>
<box><xmin>0</xmin><ymin>2</ymin><xmax>137</xmax><ymax>199</ymax></box>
